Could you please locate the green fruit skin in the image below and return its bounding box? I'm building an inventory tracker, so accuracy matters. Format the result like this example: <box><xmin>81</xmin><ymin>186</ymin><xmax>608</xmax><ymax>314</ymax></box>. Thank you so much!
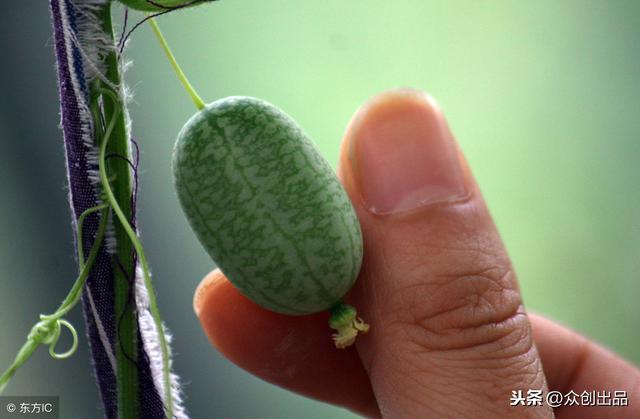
<box><xmin>173</xmin><ymin>97</ymin><xmax>363</xmax><ymax>315</ymax></box>
<box><xmin>117</xmin><ymin>0</ymin><xmax>214</xmax><ymax>12</ymax></box>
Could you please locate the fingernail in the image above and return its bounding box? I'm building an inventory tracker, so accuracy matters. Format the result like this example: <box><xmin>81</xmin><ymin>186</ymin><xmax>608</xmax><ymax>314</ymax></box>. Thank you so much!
<box><xmin>348</xmin><ymin>89</ymin><xmax>468</xmax><ymax>215</ymax></box>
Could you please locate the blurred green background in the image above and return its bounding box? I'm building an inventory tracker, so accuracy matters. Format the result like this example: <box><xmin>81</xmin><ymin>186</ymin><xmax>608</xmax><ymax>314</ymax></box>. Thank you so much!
<box><xmin>1</xmin><ymin>1</ymin><xmax>639</xmax><ymax>417</ymax></box>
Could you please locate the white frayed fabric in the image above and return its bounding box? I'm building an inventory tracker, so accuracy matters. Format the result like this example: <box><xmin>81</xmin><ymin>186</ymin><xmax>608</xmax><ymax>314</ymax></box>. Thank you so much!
<box><xmin>135</xmin><ymin>266</ymin><xmax>190</xmax><ymax>419</ymax></box>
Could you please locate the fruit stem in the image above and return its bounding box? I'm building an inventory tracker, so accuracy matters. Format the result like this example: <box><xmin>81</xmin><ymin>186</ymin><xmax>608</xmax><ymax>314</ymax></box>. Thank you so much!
<box><xmin>148</xmin><ymin>16</ymin><xmax>206</xmax><ymax>110</ymax></box>
<box><xmin>328</xmin><ymin>302</ymin><xmax>369</xmax><ymax>348</ymax></box>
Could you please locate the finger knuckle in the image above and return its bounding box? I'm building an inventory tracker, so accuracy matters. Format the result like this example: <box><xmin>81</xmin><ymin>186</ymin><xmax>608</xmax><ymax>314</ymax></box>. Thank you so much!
<box><xmin>388</xmin><ymin>262</ymin><xmax>533</xmax><ymax>359</ymax></box>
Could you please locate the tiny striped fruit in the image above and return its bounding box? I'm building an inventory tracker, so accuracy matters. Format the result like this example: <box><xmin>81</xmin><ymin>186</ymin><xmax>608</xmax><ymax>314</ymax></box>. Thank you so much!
<box><xmin>173</xmin><ymin>96</ymin><xmax>368</xmax><ymax>347</ymax></box>
<box><xmin>117</xmin><ymin>0</ymin><xmax>214</xmax><ymax>12</ymax></box>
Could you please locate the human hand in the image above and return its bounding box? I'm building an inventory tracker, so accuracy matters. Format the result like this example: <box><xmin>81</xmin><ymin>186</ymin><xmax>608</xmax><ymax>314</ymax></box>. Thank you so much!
<box><xmin>192</xmin><ymin>89</ymin><xmax>640</xmax><ymax>418</ymax></box>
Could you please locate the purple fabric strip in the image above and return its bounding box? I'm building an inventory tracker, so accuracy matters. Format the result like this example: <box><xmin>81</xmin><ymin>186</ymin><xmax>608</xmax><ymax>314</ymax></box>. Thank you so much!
<box><xmin>48</xmin><ymin>1</ymin><xmax>165</xmax><ymax>417</ymax></box>
<box><xmin>49</xmin><ymin>1</ymin><xmax>118</xmax><ymax>417</ymax></box>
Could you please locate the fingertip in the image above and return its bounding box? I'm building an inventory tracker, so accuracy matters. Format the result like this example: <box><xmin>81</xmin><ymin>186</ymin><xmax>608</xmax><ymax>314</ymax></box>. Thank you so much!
<box><xmin>194</xmin><ymin>270</ymin><xmax>264</xmax><ymax>354</ymax></box>
<box><xmin>194</xmin><ymin>268</ymin><xmax>226</xmax><ymax>318</ymax></box>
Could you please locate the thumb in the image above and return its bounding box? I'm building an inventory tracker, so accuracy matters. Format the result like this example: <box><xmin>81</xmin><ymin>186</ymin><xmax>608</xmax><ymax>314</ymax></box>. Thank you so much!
<box><xmin>339</xmin><ymin>89</ymin><xmax>551</xmax><ymax>418</ymax></box>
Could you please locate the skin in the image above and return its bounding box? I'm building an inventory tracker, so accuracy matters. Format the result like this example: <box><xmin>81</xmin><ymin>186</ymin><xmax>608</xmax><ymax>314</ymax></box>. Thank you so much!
<box><xmin>193</xmin><ymin>90</ymin><xmax>640</xmax><ymax>418</ymax></box>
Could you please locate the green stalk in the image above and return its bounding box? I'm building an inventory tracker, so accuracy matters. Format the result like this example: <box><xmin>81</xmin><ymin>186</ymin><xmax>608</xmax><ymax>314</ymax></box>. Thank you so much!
<box><xmin>148</xmin><ymin>17</ymin><xmax>206</xmax><ymax>111</ymax></box>
<box><xmin>96</xmin><ymin>4</ymin><xmax>138</xmax><ymax>418</ymax></box>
